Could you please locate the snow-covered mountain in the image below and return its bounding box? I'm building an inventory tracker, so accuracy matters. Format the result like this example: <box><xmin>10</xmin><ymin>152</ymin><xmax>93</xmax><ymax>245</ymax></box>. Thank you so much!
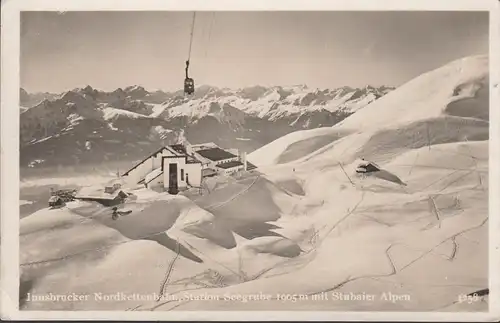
<box><xmin>153</xmin><ymin>84</ymin><xmax>393</xmax><ymax>128</ymax></box>
<box><xmin>19</xmin><ymin>84</ymin><xmax>393</xmax><ymax>171</ymax></box>
<box><xmin>20</xmin><ymin>88</ymin><xmax>59</xmax><ymax>112</ymax></box>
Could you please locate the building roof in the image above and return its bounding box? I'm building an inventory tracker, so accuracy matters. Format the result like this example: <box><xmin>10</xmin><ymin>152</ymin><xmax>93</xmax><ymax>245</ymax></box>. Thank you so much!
<box><xmin>186</xmin><ymin>155</ymin><xmax>202</xmax><ymax>164</ymax></box>
<box><xmin>191</xmin><ymin>142</ymin><xmax>218</xmax><ymax>151</ymax></box>
<box><xmin>161</xmin><ymin>154</ymin><xmax>202</xmax><ymax>166</ymax></box>
<box><xmin>75</xmin><ymin>186</ymin><xmax>128</xmax><ymax>200</ymax></box>
<box><xmin>202</xmin><ymin>168</ymin><xmax>218</xmax><ymax>177</ymax></box>
<box><xmin>122</xmin><ymin>146</ymin><xmax>169</xmax><ymax>176</ymax></box>
<box><xmin>217</xmin><ymin>160</ymin><xmax>244</xmax><ymax>169</ymax></box>
<box><xmin>196</xmin><ymin>147</ymin><xmax>237</xmax><ymax>162</ymax></box>
<box><xmin>169</xmin><ymin>144</ymin><xmax>187</xmax><ymax>155</ymax></box>
<box><xmin>246</xmin><ymin>162</ymin><xmax>258</xmax><ymax>171</ymax></box>
<box><xmin>144</xmin><ymin>168</ymin><xmax>163</xmax><ymax>184</ymax></box>
<box><xmin>122</xmin><ymin>144</ymin><xmax>199</xmax><ymax>176</ymax></box>
<box><xmin>167</xmin><ymin>144</ymin><xmax>201</xmax><ymax>163</ymax></box>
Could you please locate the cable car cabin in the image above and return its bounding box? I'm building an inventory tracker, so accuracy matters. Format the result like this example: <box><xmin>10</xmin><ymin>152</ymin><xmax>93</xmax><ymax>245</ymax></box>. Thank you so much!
<box><xmin>184</xmin><ymin>77</ymin><xmax>195</xmax><ymax>95</ymax></box>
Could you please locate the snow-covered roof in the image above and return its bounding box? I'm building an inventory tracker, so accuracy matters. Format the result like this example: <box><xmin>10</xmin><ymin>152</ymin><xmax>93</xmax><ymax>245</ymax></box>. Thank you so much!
<box><xmin>75</xmin><ymin>186</ymin><xmax>127</xmax><ymax>200</ymax></box>
<box><xmin>122</xmin><ymin>146</ymin><xmax>173</xmax><ymax>176</ymax></box>
<box><xmin>144</xmin><ymin>168</ymin><xmax>163</xmax><ymax>184</ymax></box>
<box><xmin>122</xmin><ymin>144</ymin><xmax>202</xmax><ymax>177</ymax></box>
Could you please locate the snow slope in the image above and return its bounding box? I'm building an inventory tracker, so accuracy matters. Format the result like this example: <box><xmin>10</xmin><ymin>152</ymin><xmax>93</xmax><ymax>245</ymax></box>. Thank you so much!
<box><xmin>19</xmin><ymin>55</ymin><xmax>489</xmax><ymax>312</ymax></box>
<box><xmin>20</xmin><ymin>141</ymin><xmax>488</xmax><ymax>311</ymax></box>
<box><xmin>249</xmin><ymin>55</ymin><xmax>489</xmax><ymax>167</ymax></box>
<box><xmin>336</xmin><ymin>55</ymin><xmax>488</xmax><ymax>130</ymax></box>
<box><xmin>247</xmin><ymin>127</ymin><xmax>351</xmax><ymax>166</ymax></box>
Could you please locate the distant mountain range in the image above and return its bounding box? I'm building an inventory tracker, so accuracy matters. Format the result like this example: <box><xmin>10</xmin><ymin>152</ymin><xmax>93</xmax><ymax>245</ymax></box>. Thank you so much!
<box><xmin>19</xmin><ymin>84</ymin><xmax>394</xmax><ymax>170</ymax></box>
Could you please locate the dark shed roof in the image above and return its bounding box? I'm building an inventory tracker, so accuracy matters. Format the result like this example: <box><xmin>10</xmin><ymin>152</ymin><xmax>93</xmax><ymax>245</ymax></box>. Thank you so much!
<box><xmin>246</xmin><ymin>162</ymin><xmax>258</xmax><ymax>170</ymax></box>
<box><xmin>196</xmin><ymin>147</ymin><xmax>237</xmax><ymax>162</ymax></box>
<box><xmin>170</xmin><ymin>144</ymin><xmax>187</xmax><ymax>155</ymax></box>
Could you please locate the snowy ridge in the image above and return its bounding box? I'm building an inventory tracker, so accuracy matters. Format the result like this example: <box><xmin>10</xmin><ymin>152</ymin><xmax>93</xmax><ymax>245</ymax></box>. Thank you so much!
<box><xmin>156</xmin><ymin>84</ymin><xmax>393</xmax><ymax>125</ymax></box>
<box><xmin>249</xmin><ymin>55</ymin><xmax>489</xmax><ymax>167</ymax></box>
<box><xmin>20</xmin><ymin>83</ymin><xmax>391</xmax><ymax>135</ymax></box>
<box><xmin>337</xmin><ymin>55</ymin><xmax>488</xmax><ymax>131</ymax></box>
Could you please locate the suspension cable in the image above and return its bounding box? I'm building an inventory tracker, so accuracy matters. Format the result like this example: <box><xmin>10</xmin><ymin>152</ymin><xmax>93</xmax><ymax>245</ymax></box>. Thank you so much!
<box><xmin>187</xmin><ymin>12</ymin><xmax>196</xmax><ymax>61</ymax></box>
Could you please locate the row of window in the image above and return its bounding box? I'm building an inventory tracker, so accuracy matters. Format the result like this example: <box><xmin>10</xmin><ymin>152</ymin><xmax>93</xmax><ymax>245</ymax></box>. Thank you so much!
<box><xmin>224</xmin><ymin>165</ymin><xmax>244</xmax><ymax>175</ymax></box>
<box><xmin>215</xmin><ymin>157</ymin><xmax>238</xmax><ymax>165</ymax></box>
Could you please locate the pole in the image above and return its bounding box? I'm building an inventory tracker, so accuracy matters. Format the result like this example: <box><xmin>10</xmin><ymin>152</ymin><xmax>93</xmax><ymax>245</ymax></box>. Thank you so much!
<box><xmin>339</xmin><ymin>162</ymin><xmax>354</xmax><ymax>186</ymax></box>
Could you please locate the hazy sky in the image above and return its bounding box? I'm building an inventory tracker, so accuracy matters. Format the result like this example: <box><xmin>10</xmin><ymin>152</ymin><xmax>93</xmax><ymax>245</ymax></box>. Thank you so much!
<box><xmin>21</xmin><ymin>11</ymin><xmax>489</xmax><ymax>93</ymax></box>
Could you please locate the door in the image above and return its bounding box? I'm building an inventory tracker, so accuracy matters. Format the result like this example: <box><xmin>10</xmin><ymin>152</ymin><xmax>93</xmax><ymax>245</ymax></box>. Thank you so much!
<box><xmin>168</xmin><ymin>163</ymin><xmax>178</xmax><ymax>195</ymax></box>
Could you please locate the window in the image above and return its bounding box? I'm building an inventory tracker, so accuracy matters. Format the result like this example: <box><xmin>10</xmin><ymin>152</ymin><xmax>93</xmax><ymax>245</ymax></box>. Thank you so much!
<box><xmin>181</xmin><ymin>169</ymin><xmax>184</xmax><ymax>181</ymax></box>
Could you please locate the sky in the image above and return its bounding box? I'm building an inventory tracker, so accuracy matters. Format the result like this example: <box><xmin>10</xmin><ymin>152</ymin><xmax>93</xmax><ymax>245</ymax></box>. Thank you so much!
<box><xmin>20</xmin><ymin>11</ymin><xmax>489</xmax><ymax>93</ymax></box>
